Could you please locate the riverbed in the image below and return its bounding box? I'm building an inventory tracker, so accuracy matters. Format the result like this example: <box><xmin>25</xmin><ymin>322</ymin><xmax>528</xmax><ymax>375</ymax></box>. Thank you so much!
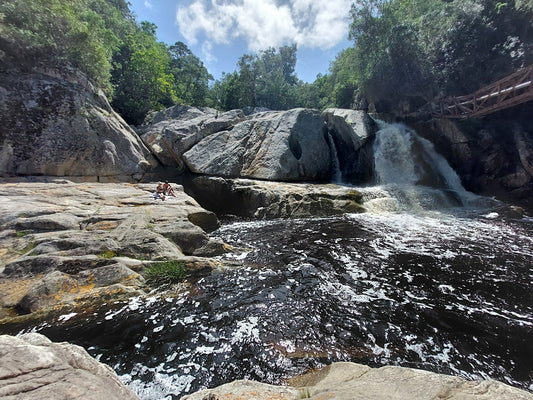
<box><xmin>14</xmin><ymin>206</ymin><xmax>533</xmax><ymax>399</ymax></box>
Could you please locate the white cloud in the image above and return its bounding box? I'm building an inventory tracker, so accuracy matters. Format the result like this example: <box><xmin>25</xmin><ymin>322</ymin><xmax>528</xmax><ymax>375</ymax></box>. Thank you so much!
<box><xmin>144</xmin><ymin>0</ymin><xmax>153</xmax><ymax>9</ymax></box>
<box><xmin>176</xmin><ymin>0</ymin><xmax>352</xmax><ymax>52</ymax></box>
<box><xmin>202</xmin><ymin>41</ymin><xmax>217</xmax><ymax>63</ymax></box>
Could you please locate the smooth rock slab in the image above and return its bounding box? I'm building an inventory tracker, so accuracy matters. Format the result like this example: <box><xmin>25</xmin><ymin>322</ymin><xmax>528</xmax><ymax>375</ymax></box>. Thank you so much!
<box><xmin>0</xmin><ymin>333</ymin><xmax>139</xmax><ymax>400</ymax></box>
<box><xmin>0</xmin><ymin>72</ymin><xmax>158</xmax><ymax>179</ymax></box>
<box><xmin>140</xmin><ymin>106</ymin><xmax>245</xmax><ymax>168</ymax></box>
<box><xmin>182</xmin><ymin>362</ymin><xmax>533</xmax><ymax>400</ymax></box>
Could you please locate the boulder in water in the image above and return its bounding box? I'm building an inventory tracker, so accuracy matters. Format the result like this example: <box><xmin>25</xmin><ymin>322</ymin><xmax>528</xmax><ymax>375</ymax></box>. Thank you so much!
<box><xmin>184</xmin><ymin>176</ymin><xmax>365</xmax><ymax>218</ymax></box>
<box><xmin>322</xmin><ymin>108</ymin><xmax>377</xmax><ymax>182</ymax></box>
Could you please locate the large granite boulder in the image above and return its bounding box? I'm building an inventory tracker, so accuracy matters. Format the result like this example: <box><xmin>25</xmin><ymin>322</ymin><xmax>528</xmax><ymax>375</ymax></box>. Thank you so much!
<box><xmin>322</xmin><ymin>108</ymin><xmax>377</xmax><ymax>182</ymax></box>
<box><xmin>184</xmin><ymin>176</ymin><xmax>365</xmax><ymax>219</ymax></box>
<box><xmin>0</xmin><ymin>180</ymin><xmax>226</xmax><ymax>320</ymax></box>
<box><xmin>182</xmin><ymin>361</ymin><xmax>533</xmax><ymax>400</ymax></box>
<box><xmin>0</xmin><ymin>333</ymin><xmax>139</xmax><ymax>400</ymax></box>
<box><xmin>183</xmin><ymin>108</ymin><xmax>332</xmax><ymax>181</ymax></box>
<box><xmin>139</xmin><ymin>105</ymin><xmax>246</xmax><ymax>167</ymax></box>
<box><xmin>0</xmin><ymin>71</ymin><xmax>159</xmax><ymax>180</ymax></box>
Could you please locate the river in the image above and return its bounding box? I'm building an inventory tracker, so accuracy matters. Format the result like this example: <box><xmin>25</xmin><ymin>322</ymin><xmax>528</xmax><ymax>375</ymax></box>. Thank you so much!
<box><xmin>14</xmin><ymin>122</ymin><xmax>533</xmax><ymax>399</ymax></box>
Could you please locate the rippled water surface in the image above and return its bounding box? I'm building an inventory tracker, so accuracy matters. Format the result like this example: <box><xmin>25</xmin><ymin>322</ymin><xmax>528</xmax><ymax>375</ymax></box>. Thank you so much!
<box><xmin>17</xmin><ymin>208</ymin><xmax>533</xmax><ymax>399</ymax></box>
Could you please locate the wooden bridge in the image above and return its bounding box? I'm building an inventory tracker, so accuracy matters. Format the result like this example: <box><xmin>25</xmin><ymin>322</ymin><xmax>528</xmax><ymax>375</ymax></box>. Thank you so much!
<box><xmin>432</xmin><ymin>64</ymin><xmax>533</xmax><ymax>119</ymax></box>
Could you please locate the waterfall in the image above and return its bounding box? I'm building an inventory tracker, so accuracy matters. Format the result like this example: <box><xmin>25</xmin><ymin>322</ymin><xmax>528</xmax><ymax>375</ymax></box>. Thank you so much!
<box><xmin>363</xmin><ymin>121</ymin><xmax>477</xmax><ymax>212</ymax></box>
<box><xmin>326</xmin><ymin>130</ymin><xmax>343</xmax><ymax>183</ymax></box>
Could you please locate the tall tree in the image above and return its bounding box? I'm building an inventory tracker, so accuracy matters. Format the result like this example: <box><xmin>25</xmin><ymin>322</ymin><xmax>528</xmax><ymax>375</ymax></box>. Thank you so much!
<box><xmin>110</xmin><ymin>23</ymin><xmax>177</xmax><ymax>124</ymax></box>
<box><xmin>168</xmin><ymin>41</ymin><xmax>213</xmax><ymax>107</ymax></box>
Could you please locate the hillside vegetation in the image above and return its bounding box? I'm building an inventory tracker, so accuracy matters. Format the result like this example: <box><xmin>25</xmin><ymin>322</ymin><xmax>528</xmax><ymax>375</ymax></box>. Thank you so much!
<box><xmin>1</xmin><ymin>0</ymin><xmax>532</xmax><ymax>122</ymax></box>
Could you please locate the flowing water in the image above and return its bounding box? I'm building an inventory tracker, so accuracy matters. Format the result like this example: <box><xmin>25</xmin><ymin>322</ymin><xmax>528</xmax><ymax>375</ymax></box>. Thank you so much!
<box><xmin>9</xmin><ymin>123</ymin><xmax>533</xmax><ymax>399</ymax></box>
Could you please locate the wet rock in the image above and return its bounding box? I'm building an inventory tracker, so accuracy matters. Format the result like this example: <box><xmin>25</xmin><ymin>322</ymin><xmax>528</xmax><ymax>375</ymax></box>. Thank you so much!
<box><xmin>323</xmin><ymin>108</ymin><xmax>376</xmax><ymax>151</ymax></box>
<box><xmin>16</xmin><ymin>271</ymin><xmax>78</xmax><ymax>313</ymax></box>
<box><xmin>0</xmin><ymin>72</ymin><xmax>158</xmax><ymax>180</ymax></box>
<box><xmin>185</xmin><ymin>176</ymin><xmax>365</xmax><ymax>219</ymax></box>
<box><xmin>3</xmin><ymin>255</ymin><xmax>114</xmax><ymax>277</ymax></box>
<box><xmin>183</xmin><ymin>108</ymin><xmax>332</xmax><ymax>181</ymax></box>
<box><xmin>411</xmin><ymin>118</ymin><xmax>533</xmax><ymax>211</ymax></box>
<box><xmin>323</xmin><ymin>108</ymin><xmax>377</xmax><ymax>182</ymax></box>
<box><xmin>0</xmin><ymin>333</ymin><xmax>140</xmax><ymax>399</ymax></box>
<box><xmin>16</xmin><ymin>265</ymin><xmax>144</xmax><ymax>314</ymax></box>
<box><xmin>183</xmin><ymin>362</ymin><xmax>533</xmax><ymax>400</ymax></box>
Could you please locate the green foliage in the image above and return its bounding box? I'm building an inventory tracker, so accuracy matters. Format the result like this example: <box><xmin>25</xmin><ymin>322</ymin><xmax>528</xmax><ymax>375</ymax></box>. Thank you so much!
<box><xmin>97</xmin><ymin>249</ymin><xmax>117</xmax><ymax>259</ymax></box>
<box><xmin>3</xmin><ymin>0</ymin><xmax>530</xmax><ymax>122</ymax></box>
<box><xmin>336</xmin><ymin>0</ymin><xmax>533</xmax><ymax>110</ymax></box>
<box><xmin>210</xmin><ymin>45</ymin><xmax>299</xmax><ymax>111</ymax></box>
<box><xmin>110</xmin><ymin>27</ymin><xmax>177</xmax><ymax>124</ymax></box>
<box><xmin>0</xmin><ymin>0</ymin><xmax>213</xmax><ymax>124</ymax></box>
<box><xmin>0</xmin><ymin>0</ymin><xmax>134</xmax><ymax>93</ymax></box>
<box><xmin>168</xmin><ymin>41</ymin><xmax>213</xmax><ymax>107</ymax></box>
<box><xmin>143</xmin><ymin>260</ymin><xmax>187</xmax><ymax>287</ymax></box>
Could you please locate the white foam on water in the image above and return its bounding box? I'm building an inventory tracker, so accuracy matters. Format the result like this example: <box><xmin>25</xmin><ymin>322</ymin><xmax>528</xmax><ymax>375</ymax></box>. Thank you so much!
<box><xmin>231</xmin><ymin>316</ymin><xmax>260</xmax><ymax>345</ymax></box>
<box><xmin>58</xmin><ymin>312</ymin><xmax>77</xmax><ymax>322</ymax></box>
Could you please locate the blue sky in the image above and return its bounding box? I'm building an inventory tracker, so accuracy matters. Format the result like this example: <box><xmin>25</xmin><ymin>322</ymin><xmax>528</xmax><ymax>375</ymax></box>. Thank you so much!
<box><xmin>128</xmin><ymin>0</ymin><xmax>354</xmax><ymax>83</ymax></box>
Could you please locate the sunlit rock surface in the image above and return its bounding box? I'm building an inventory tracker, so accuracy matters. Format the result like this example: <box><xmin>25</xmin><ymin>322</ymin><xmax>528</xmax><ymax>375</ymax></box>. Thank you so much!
<box><xmin>183</xmin><ymin>108</ymin><xmax>332</xmax><ymax>181</ymax></box>
<box><xmin>0</xmin><ymin>180</ymin><xmax>225</xmax><ymax>320</ymax></box>
<box><xmin>0</xmin><ymin>333</ymin><xmax>140</xmax><ymax>400</ymax></box>
<box><xmin>139</xmin><ymin>105</ymin><xmax>246</xmax><ymax>168</ymax></box>
<box><xmin>182</xmin><ymin>362</ymin><xmax>533</xmax><ymax>400</ymax></box>
<box><xmin>0</xmin><ymin>72</ymin><xmax>158</xmax><ymax>180</ymax></box>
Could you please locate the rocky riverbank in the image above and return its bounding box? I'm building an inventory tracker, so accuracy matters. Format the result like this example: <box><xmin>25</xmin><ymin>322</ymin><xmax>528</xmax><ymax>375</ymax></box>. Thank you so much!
<box><xmin>2</xmin><ymin>333</ymin><xmax>532</xmax><ymax>400</ymax></box>
<box><xmin>183</xmin><ymin>362</ymin><xmax>533</xmax><ymax>400</ymax></box>
<box><xmin>0</xmin><ymin>179</ymin><xmax>226</xmax><ymax>323</ymax></box>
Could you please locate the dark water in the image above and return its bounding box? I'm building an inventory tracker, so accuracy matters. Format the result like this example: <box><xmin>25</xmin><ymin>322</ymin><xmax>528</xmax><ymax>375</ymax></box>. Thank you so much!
<box><xmin>13</xmin><ymin>208</ymin><xmax>533</xmax><ymax>399</ymax></box>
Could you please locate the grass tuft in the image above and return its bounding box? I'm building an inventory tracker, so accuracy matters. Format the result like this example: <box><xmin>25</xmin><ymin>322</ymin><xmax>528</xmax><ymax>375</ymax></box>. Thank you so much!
<box><xmin>97</xmin><ymin>250</ymin><xmax>117</xmax><ymax>259</ymax></box>
<box><xmin>143</xmin><ymin>260</ymin><xmax>187</xmax><ymax>287</ymax></box>
<box><xmin>15</xmin><ymin>231</ymin><xmax>31</xmax><ymax>237</ymax></box>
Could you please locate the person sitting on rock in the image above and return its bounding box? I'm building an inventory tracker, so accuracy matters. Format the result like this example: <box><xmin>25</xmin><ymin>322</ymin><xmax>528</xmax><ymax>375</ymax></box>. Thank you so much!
<box><xmin>154</xmin><ymin>182</ymin><xmax>166</xmax><ymax>201</ymax></box>
<box><xmin>163</xmin><ymin>181</ymin><xmax>176</xmax><ymax>197</ymax></box>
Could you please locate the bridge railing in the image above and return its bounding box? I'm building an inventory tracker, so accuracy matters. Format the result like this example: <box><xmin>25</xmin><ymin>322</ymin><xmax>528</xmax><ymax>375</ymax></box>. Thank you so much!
<box><xmin>433</xmin><ymin>64</ymin><xmax>533</xmax><ymax>119</ymax></box>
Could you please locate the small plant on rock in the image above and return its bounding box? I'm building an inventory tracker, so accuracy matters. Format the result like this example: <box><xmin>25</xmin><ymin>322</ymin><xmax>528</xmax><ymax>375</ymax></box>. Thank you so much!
<box><xmin>98</xmin><ymin>250</ymin><xmax>117</xmax><ymax>259</ymax></box>
<box><xmin>143</xmin><ymin>260</ymin><xmax>187</xmax><ymax>287</ymax></box>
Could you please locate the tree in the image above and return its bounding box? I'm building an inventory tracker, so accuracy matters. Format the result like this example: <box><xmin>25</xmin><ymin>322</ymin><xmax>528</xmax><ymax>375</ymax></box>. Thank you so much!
<box><xmin>211</xmin><ymin>45</ymin><xmax>299</xmax><ymax>111</ymax></box>
<box><xmin>110</xmin><ymin>24</ymin><xmax>177</xmax><ymax>124</ymax></box>
<box><xmin>168</xmin><ymin>42</ymin><xmax>213</xmax><ymax>107</ymax></box>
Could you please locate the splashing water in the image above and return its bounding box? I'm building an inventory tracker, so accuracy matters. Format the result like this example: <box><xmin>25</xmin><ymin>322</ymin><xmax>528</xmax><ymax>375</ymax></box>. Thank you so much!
<box><xmin>364</xmin><ymin>121</ymin><xmax>481</xmax><ymax>212</ymax></box>
<box><xmin>326</xmin><ymin>130</ymin><xmax>343</xmax><ymax>183</ymax></box>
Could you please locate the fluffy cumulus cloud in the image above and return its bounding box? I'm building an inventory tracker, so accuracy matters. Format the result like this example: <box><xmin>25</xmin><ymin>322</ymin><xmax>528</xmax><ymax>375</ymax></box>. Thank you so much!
<box><xmin>177</xmin><ymin>0</ymin><xmax>352</xmax><ymax>57</ymax></box>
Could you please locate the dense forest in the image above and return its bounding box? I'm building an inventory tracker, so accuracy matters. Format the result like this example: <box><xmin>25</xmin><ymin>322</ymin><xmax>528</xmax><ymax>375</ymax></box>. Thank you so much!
<box><xmin>1</xmin><ymin>0</ymin><xmax>532</xmax><ymax>124</ymax></box>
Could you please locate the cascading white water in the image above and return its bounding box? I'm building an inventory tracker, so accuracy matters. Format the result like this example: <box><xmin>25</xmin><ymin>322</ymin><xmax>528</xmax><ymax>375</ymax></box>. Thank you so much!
<box><xmin>363</xmin><ymin>121</ymin><xmax>478</xmax><ymax>212</ymax></box>
<box><xmin>326</xmin><ymin>130</ymin><xmax>343</xmax><ymax>183</ymax></box>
